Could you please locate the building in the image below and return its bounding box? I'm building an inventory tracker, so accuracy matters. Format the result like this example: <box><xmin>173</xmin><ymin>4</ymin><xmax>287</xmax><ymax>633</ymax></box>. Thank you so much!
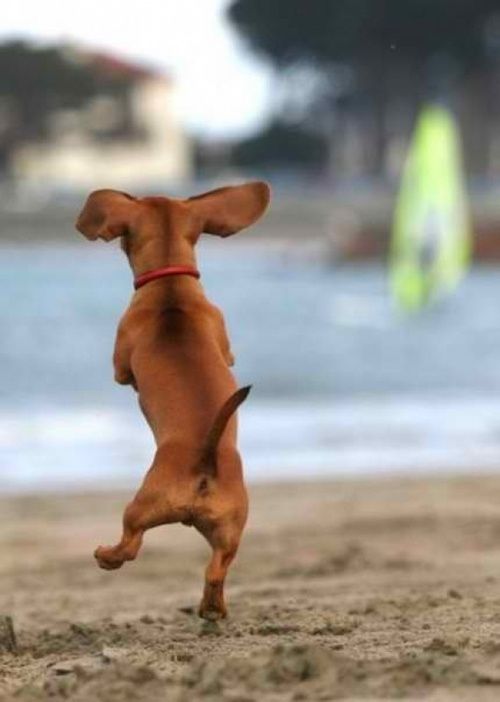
<box><xmin>11</xmin><ymin>48</ymin><xmax>192</xmax><ymax>190</ymax></box>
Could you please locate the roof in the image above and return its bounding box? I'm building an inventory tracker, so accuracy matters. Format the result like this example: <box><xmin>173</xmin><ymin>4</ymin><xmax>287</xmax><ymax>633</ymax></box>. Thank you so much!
<box><xmin>66</xmin><ymin>44</ymin><xmax>171</xmax><ymax>83</ymax></box>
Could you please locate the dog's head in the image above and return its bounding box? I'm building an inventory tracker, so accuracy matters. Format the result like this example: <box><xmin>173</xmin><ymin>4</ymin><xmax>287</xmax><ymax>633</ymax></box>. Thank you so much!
<box><xmin>75</xmin><ymin>182</ymin><xmax>271</xmax><ymax>256</ymax></box>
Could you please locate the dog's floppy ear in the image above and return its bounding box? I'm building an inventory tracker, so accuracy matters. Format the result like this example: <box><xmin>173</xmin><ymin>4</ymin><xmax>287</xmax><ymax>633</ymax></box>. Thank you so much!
<box><xmin>187</xmin><ymin>181</ymin><xmax>270</xmax><ymax>237</ymax></box>
<box><xmin>76</xmin><ymin>189</ymin><xmax>138</xmax><ymax>242</ymax></box>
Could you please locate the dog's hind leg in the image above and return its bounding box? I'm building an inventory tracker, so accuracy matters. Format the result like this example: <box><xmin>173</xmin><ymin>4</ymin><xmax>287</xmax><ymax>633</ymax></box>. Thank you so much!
<box><xmin>95</xmin><ymin>388</ymin><xmax>251</xmax><ymax>578</ymax></box>
<box><xmin>197</xmin><ymin>517</ymin><xmax>245</xmax><ymax>621</ymax></box>
<box><xmin>94</xmin><ymin>502</ymin><xmax>146</xmax><ymax>571</ymax></box>
<box><xmin>94</xmin><ymin>448</ymin><xmax>180</xmax><ymax>570</ymax></box>
<box><xmin>195</xmin><ymin>455</ymin><xmax>248</xmax><ymax>620</ymax></box>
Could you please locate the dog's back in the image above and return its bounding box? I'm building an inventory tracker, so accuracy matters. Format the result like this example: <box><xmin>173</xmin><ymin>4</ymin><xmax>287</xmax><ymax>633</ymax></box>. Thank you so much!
<box><xmin>118</xmin><ymin>279</ymin><xmax>238</xmax><ymax>450</ymax></box>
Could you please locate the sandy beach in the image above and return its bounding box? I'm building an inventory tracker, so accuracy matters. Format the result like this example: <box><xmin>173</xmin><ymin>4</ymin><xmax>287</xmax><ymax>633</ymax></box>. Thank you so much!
<box><xmin>3</xmin><ymin>475</ymin><xmax>500</xmax><ymax>700</ymax></box>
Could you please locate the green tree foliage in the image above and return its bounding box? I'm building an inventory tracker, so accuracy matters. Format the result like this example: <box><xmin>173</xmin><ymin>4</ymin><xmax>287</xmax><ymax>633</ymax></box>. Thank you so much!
<box><xmin>233</xmin><ymin>120</ymin><xmax>327</xmax><ymax>171</ymax></box>
<box><xmin>228</xmin><ymin>0</ymin><xmax>500</xmax><ymax>176</ymax></box>
<box><xmin>229</xmin><ymin>0</ymin><xmax>500</xmax><ymax>71</ymax></box>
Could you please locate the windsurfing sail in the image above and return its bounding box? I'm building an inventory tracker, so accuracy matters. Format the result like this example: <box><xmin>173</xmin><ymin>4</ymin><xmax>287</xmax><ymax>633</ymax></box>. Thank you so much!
<box><xmin>390</xmin><ymin>105</ymin><xmax>471</xmax><ymax>312</ymax></box>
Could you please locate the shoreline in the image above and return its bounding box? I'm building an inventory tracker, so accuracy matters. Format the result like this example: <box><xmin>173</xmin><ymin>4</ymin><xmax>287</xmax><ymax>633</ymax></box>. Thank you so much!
<box><xmin>3</xmin><ymin>464</ymin><xmax>500</xmax><ymax>497</ymax></box>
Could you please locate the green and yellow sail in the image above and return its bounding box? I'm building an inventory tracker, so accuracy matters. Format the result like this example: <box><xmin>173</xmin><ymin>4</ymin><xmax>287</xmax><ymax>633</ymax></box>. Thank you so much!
<box><xmin>390</xmin><ymin>105</ymin><xmax>471</xmax><ymax>311</ymax></box>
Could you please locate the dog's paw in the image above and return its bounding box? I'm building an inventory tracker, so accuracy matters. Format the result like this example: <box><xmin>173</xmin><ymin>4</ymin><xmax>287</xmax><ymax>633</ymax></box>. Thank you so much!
<box><xmin>94</xmin><ymin>545</ymin><xmax>125</xmax><ymax>571</ymax></box>
<box><xmin>198</xmin><ymin>603</ymin><xmax>227</xmax><ymax>621</ymax></box>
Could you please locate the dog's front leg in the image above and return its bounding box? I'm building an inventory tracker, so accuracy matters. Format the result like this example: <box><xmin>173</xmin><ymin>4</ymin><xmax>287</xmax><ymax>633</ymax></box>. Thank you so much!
<box><xmin>212</xmin><ymin>309</ymin><xmax>235</xmax><ymax>367</ymax></box>
<box><xmin>113</xmin><ymin>328</ymin><xmax>136</xmax><ymax>388</ymax></box>
<box><xmin>220</xmin><ymin>319</ymin><xmax>235</xmax><ymax>367</ymax></box>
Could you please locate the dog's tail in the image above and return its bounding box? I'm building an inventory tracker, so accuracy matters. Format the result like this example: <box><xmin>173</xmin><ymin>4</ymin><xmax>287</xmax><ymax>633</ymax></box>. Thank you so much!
<box><xmin>198</xmin><ymin>385</ymin><xmax>251</xmax><ymax>476</ymax></box>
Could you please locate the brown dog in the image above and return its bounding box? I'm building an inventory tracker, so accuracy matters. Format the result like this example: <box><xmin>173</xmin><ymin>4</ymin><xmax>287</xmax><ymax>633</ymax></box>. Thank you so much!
<box><xmin>76</xmin><ymin>182</ymin><xmax>270</xmax><ymax>620</ymax></box>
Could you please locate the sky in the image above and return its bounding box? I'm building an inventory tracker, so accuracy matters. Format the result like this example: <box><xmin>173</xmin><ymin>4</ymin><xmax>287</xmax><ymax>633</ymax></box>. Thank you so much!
<box><xmin>0</xmin><ymin>0</ymin><xmax>274</xmax><ymax>138</ymax></box>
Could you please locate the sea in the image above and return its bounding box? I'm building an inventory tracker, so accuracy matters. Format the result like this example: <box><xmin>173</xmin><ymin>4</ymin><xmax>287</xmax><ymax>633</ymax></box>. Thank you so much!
<box><xmin>2</xmin><ymin>239</ymin><xmax>500</xmax><ymax>492</ymax></box>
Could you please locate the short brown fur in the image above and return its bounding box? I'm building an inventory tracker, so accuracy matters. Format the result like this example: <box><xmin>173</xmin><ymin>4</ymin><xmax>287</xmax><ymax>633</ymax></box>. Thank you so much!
<box><xmin>76</xmin><ymin>182</ymin><xmax>270</xmax><ymax>620</ymax></box>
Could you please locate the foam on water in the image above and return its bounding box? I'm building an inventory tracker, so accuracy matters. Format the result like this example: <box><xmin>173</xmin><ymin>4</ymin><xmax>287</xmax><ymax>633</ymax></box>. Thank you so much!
<box><xmin>2</xmin><ymin>396</ymin><xmax>500</xmax><ymax>492</ymax></box>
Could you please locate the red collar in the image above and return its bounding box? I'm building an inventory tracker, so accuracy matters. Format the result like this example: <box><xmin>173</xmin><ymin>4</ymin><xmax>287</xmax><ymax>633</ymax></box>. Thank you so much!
<box><xmin>134</xmin><ymin>265</ymin><xmax>200</xmax><ymax>290</ymax></box>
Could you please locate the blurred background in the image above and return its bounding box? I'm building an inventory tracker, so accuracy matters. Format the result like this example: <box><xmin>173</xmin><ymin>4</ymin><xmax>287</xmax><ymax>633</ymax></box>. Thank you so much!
<box><xmin>2</xmin><ymin>0</ymin><xmax>500</xmax><ymax>492</ymax></box>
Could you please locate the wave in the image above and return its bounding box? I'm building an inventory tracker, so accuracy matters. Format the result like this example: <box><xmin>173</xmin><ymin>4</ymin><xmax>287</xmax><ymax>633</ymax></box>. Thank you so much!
<box><xmin>2</xmin><ymin>396</ymin><xmax>500</xmax><ymax>492</ymax></box>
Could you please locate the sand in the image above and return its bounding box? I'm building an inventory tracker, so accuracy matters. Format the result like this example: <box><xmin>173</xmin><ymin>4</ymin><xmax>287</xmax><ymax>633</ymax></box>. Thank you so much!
<box><xmin>3</xmin><ymin>475</ymin><xmax>500</xmax><ymax>700</ymax></box>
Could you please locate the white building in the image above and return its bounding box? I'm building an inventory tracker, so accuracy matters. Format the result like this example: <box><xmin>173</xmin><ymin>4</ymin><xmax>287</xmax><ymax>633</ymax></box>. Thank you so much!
<box><xmin>12</xmin><ymin>51</ymin><xmax>192</xmax><ymax>190</ymax></box>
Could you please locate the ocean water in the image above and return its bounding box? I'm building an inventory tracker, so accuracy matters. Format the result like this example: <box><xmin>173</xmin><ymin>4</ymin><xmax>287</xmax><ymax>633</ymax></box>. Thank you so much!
<box><xmin>2</xmin><ymin>240</ymin><xmax>500</xmax><ymax>492</ymax></box>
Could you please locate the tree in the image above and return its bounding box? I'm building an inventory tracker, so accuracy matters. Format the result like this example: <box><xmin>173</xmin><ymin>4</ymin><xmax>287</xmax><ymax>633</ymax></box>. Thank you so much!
<box><xmin>229</xmin><ymin>0</ymin><xmax>499</xmax><ymax>67</ymax></box>
<box><xmin>233</xmin><ymin>120</ymin><xmax>327</xmax><ymax>172</ymax></box>
<box><xmin>228</xmin><ymin>0</ymin><xmax>500</xmax><ymax>177</ymax></box>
